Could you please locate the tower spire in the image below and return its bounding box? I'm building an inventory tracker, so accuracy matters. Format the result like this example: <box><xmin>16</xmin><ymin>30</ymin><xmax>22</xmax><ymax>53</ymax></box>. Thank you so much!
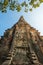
<box><xmin>19</xmin><ymin>16</ymin><xmax>25</xmax><ymax>21</ymax></box>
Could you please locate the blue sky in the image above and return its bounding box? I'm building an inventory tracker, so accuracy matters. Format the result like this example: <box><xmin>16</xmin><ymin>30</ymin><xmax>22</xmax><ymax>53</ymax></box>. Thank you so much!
<box><xmin>0</xmin><ymin>2</ymin><xmax>43</xmax><ymax>36</ymax></box>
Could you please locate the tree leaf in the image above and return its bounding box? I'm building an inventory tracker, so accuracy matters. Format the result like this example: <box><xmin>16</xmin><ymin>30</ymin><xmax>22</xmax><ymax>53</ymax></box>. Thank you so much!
<box><xmin>16</xmin><ymin>5</ymin><xmax>21</xmax><ymax>12</ymax></box>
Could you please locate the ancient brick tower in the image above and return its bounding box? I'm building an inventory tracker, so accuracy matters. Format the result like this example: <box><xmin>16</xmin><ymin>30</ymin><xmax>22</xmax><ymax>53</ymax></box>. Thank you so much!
<box><xmin>0</xmin><ymin>16</ymin><xmax>43</xmax><ymax>65</ymax></box>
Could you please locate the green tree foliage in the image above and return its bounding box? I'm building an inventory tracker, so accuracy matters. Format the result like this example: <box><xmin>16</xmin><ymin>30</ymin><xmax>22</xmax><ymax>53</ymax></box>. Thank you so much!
<box><xmin>0</xmin><ymin>0</ymin><xmax>43</xmax><ymax>13</ymax></box>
